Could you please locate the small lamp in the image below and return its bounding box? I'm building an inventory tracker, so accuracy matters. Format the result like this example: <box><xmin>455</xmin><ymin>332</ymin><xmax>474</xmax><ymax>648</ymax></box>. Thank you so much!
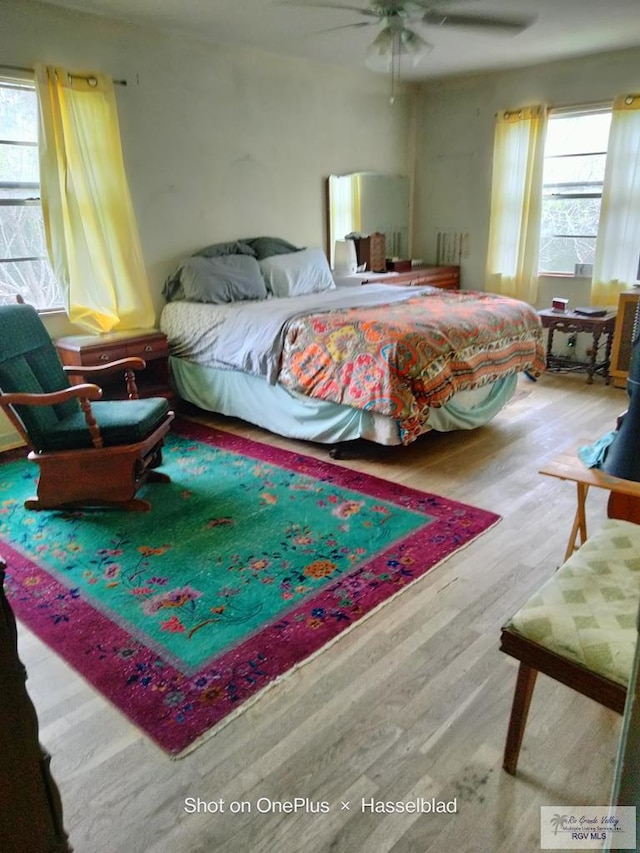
<box><xmin>334</xmin><ymin>239</ymin><xmax>358</xmax><ymax>275</ymax></box>
<box><xmin>602</xmin><ymin>299</ymin><xmax>640</xmax><ymax>481</ymax></box>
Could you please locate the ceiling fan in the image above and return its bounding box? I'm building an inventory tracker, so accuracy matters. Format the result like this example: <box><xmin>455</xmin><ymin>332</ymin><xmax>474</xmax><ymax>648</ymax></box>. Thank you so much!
<box><xmin>286</xmin><ymin>1</ymin><xmax>536</xmax><ymax>98</ymax></box>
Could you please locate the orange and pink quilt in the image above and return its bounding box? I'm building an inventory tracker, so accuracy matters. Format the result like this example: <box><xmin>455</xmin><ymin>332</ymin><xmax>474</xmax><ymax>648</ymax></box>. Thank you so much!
<box><xmin>278</xmin><ymin>289</ymin><xmax>545</xmax><ymax>444</ymax></box>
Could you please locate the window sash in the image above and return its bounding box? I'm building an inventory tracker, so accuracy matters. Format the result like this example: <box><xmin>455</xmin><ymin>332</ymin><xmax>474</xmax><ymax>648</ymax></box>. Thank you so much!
<box><xmin>538</xmin><ymin>106</ymin><xmax>611</xmax><ymax>274</ymax></box>
<box><xmin>0</xmin><ymin>79</ymin><xmax>61</xmax><ymax>308</ymax></box>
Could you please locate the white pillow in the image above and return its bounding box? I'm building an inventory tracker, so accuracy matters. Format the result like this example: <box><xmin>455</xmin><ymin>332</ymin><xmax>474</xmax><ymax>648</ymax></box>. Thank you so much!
<box><xmin>259</xmin><ymin>247</ymin><xmax>335</xmax><ymax>298</ymax></box>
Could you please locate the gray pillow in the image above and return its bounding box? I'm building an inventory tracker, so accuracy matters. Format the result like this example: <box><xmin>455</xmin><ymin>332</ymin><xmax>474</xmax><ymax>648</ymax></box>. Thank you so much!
<box><xmin>195</xmin><ymin>240</ymin><xmax>256</xmax><ymax>259</ymax></box>
<box><xmin>163</xmin><ymin>241</ymin><xmax>257</xmax><ymax>301</ymax></box>
<box><xmin>242</xmin><ymin>236</ymin><xmax>303</xmax><ymax>261</ymax></box>
<box><xmin>180</xmin><ymin>255</ymin><xmax>268</xmax><ymax>303</ymax></box>
<box><xmin>259</xmin><ymin>248</ymin><xmax>335</xmax><ymax>298</ymax></box>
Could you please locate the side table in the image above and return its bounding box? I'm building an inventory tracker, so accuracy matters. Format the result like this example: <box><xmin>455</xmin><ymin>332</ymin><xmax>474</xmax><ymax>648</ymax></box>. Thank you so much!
<box><xmin>540</xmin><ymin>447</ymin><xmax>640</xmax><ymax>560</ymax></box>
<box><xmin>56</xmin><ymin>329</ymin><xmax>172</xmax><ymax>401</ymax></box>
<box><xmin>537</xmin><ymin>309</ymin><xmax>617</xmax><ymax>384</ymax></box>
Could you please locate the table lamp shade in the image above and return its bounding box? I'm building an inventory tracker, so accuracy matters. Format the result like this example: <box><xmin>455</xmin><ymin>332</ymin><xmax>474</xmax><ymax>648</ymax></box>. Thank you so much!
<box><xmin>602</xmin><ymin>301</ymin><xmax>640</xmax><ymax>482</ymax></box>
<box><xmin>334</xmin><ymin>239</ymin><xmax>357</xmax><ymax>275</ymax></box>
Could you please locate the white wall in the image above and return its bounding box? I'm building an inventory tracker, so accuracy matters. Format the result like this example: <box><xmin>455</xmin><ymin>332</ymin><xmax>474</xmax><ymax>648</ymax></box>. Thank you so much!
<box><xmin>414</xmin><ymin>46</ymin><xmax>640</xmax><ymax>305</ymax></box>
<box><xmin>2</xmin><ymin>0</ymin><xmax>414</xmax><ymax>312</ymax></box>
<box><xmin>0</xmin><ymin>0</ymin><xmax>414</xmax><ymax>449</ymax></box>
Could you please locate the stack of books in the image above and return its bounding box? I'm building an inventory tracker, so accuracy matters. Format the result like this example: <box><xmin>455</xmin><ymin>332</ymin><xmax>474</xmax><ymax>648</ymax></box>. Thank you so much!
<box><xmin>573</xmin><ymin>307</ymin><xmax>608</xmax><ymax>317</ymax></box>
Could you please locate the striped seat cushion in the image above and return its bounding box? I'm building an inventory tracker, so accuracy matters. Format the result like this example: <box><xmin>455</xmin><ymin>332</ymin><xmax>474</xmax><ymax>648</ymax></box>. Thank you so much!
<box><xmin>505</xmin><ymin>518</ymin><xmax>640</xmax><ymax>686</ymax></box>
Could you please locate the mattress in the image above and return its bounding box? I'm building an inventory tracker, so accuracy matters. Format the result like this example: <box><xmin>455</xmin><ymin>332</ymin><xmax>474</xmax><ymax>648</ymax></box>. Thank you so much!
<box><xmin>161</xmin><ymin>283</ymin><xmax>541</xmax><ymax>446</ymax></box>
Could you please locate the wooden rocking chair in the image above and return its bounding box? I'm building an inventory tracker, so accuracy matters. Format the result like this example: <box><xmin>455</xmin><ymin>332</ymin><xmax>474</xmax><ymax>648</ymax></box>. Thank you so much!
<box><xmin>0</xmin><ymin>303</ymin><xmax>174</xmax><ymax>511</ymax></box>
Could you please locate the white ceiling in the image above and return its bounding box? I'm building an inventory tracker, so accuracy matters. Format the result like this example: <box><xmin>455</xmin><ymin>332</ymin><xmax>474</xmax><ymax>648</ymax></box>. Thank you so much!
<box><xmin>38</xmin><ymin>0</ymin><xmax>640</xmax><ymax>81</ymax></box>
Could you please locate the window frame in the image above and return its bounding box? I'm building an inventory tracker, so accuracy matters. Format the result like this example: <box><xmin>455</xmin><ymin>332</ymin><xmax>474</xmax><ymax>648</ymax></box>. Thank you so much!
<box><xmin>538</xmin><ymin>103</ymin><xmax>612</xmax><ymax>277</ymax></box>
<box><xmin>0</xmin><ymin>75</ymin><xmax>63</xmax><ymax>311</ymax></box>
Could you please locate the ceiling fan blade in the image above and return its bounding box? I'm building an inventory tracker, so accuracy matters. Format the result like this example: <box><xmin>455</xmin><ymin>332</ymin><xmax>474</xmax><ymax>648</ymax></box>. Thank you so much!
<box><xmin>400</xmin><ymin>0</ymin><xmax>484</xmax><ymax>18</ymax></box>
<box><xmin>422</xmin><ymin>10</ymin><xmax>536</xmax><ymax>32</ymax></box>
<box><xmin>280</xmin><ymin>1</ymin><xmax>381</xmax><ymax>18</ymax></box>
<box><xmin>308</xmin><ymin>20</ymin><xmax>379</xmax><ymax>35</ymax></box>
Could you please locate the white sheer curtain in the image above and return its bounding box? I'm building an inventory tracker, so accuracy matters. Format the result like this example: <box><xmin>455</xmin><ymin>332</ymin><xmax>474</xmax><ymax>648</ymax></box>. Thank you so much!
<box><xmin>592</xmin><ymin>93</ymin><xmax>640</xmax><ymax>306</ymax></box>
<box><xmin>485</xmin><ymin>106</ymin><xmax>547</xmax><ymax>304</ymax></box>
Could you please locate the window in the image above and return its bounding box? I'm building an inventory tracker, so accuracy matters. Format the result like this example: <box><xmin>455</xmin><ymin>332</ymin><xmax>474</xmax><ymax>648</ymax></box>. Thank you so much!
<box><xmin>0</xmin><ymin>79</ymin><xmax>62</xmax><ymax>308</ymax></box>
<box><xmin>538</xmin><ymin>107</ymin><xmax>612</xmax><ymax>275</ymax></box>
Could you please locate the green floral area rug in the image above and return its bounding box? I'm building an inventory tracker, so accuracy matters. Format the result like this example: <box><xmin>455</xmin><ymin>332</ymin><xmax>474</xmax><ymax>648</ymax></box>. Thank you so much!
<box><xmin>0</xmin><ymin>420</ymin><xmax>499</xmax><ymax>756</ymax></box>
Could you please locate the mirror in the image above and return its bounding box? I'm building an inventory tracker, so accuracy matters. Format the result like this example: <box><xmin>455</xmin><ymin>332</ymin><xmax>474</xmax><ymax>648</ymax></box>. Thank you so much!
<box><xmin>326</xmin><ymin>173</ymin><xmax>410</xmax><ymax>268</ymax></box>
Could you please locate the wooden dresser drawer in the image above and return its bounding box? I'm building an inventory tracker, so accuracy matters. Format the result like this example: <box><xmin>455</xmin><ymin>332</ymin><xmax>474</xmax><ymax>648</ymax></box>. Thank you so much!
<box><xmin>360</xmin><ymin>265</ymin><xmax>460</xmax><ymax>290</ymax></box>
<box><xmin>80</xmin><ymin>344</ymin><xmax>130</xmax><ymax>365</ymax></box>
<box><xmin>411</xmin><ymin>266</ymin><xmax>460</xmax><ymax>290</ymax></box>
<box><xmin>127</xmin><ymin>336</ymin><xmax>169</xmax><ymax>359</ymax></box>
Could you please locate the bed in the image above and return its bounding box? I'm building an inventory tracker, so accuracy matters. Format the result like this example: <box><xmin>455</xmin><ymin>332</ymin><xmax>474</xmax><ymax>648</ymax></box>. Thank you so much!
<box><xmin>159</xmin><ymin>239</ymin><xmax>546</xmax><ymax>448</ymax></box>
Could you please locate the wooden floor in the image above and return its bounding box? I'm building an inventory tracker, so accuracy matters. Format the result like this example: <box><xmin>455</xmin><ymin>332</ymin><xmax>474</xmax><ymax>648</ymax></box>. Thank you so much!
<box><xmin>15</xmin><ymin>373</ymin><xmax>629</xmax><ymax>853</ymax></box>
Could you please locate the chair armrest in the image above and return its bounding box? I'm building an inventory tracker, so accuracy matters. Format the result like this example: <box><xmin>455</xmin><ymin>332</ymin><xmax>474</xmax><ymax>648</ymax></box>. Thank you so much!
<box><xmin>0</xmin><ymin>384</ymin><xmax>105</xmax><ymax>448</ymax></box>
<box><xmin>63</xmin><ymin>357</ymin><xmax>146</xmax><ymax>377</ymax></box>
<box><xmin>63</xmin><ymin>358</ymin><xmax>145</xmax><ymax>400</ymax></box>
<box><xmin>0</xmin><ymin>383</ymin><xmax>103</xmax><ymax>407</ymax></box>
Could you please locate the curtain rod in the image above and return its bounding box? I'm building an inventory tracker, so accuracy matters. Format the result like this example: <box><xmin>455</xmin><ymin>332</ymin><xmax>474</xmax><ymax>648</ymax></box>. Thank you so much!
<box><xmin>495</xmin><ymin>97</ymin><xmax>614</xmax><ymax>118</ymax></box>
<box><xmin>0</xmin><ymin>64</ymin><xmax>127</xmax><ymax>86</ymax></box>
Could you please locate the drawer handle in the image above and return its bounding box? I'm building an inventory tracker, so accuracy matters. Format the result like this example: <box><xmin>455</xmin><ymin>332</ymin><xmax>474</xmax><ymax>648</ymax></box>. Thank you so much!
<box><xmin>100</xmin><ymin>354</ymin><xmax>109</xmax><ymax>361</ymax></box>
<box><xmin>144</xmin><ymin>345</ymin><xmax>154</xmax><ymax>352</ymax></box>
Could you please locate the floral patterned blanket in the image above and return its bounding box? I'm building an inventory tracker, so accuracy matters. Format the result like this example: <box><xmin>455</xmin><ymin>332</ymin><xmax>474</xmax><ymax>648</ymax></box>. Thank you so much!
<box><xmin>278</xmin><ymin>289</ymin><xmax>545</xmax><ymax>444</ymax></box>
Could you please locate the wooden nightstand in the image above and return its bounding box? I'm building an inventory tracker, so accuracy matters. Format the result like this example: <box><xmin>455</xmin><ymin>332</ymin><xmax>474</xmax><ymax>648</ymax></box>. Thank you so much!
<box><xmin>56</xmin><ymin>328</ymin><xmax>172</xmax><ymax>400</ymax></box>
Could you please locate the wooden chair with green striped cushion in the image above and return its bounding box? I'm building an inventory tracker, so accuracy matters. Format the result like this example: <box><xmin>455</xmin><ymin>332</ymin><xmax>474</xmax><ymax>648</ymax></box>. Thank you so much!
<box><xmin>0</xmin><ymin>303</ymin><xmax>174</xmax><ymax>511</ymax></box>
<box><xmin>500</xmin><ymin>517</ymin><xmax>640</xmax><ymax>775</ymax></box>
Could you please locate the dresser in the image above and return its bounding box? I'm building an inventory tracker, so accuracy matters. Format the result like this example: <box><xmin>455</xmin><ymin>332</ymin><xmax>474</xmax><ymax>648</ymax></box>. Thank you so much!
<box><xmin>56</xmin><ymin>328</ymin><xmax>172</xmax><ymax>401</ymax></box>
<box><xmin>0</xmin><ymin>557</ymin><xmax>71</xmax><ymax>852</ymax></box>
<box><xmin>334</xmin><ymin>265</ymin><xmax>460</xmax><ymax>290</ymax></box>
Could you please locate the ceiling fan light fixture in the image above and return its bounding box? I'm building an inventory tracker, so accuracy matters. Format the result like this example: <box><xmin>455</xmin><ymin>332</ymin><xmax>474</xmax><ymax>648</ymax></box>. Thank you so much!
<box><xmin>398</xmin><ymin>27</ymin><xmax>433</xmax><ymax>64</ymax></box>
<box><xmin>365</xmin><ymin>27</ymin><xmax>396</xmax><ymax>71</ymax></box>
<box><xmin>365</xmin><ymin>25</ymin><xmax>432</xmax><ymax>72</ymax></box>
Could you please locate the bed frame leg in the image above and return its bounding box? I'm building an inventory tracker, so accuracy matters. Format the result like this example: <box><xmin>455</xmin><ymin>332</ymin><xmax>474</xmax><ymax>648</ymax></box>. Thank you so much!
<box><xmin>329</xmin><ymin>442</ymin><xmax>351</xmax><ymax>460</ymax></box>
<box><xmin>329</xmin><ymin>439</ymin><xmax>392</xmax><ymax>461</ymax></box>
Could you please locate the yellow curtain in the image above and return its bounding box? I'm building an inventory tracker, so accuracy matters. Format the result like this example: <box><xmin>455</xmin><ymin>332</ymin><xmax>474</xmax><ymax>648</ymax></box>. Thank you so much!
<box><xmin>35</xmin><ymin>64</ymin><xmax>154</xmax><ymax>333</ymax></box>
<box><xmin>485</xmin><ymin>106</ymin><xmax>547</xmax><ymax>304</ymax></box>
<box><xmin>351</xmin><ymin>174</ymin><xmax>362</xmax><ymax>233</ymax></box>
<box><xmin>591</xmin><ymin>94</ymin><xmax>640</xmax><ymax>306</ymax></box>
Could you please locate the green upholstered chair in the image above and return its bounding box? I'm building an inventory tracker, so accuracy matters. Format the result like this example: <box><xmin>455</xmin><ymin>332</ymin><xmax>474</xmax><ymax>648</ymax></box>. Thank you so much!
<box><xmin>0</xmin><ymin>303</ymin><xmax>174</xmax><ymax>511</ymax></box>
<box><xmin>500</xmin><ymin>517</ymin><xmax>640</xmax><ymax>774</ymax></box>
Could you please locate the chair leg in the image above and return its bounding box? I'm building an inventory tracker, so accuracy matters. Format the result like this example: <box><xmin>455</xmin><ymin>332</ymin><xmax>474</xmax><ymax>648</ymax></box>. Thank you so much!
<box><xmin>503</xmin><ymin>662</ymin><xmax>538</xmax><ymax>775</ymax></box>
